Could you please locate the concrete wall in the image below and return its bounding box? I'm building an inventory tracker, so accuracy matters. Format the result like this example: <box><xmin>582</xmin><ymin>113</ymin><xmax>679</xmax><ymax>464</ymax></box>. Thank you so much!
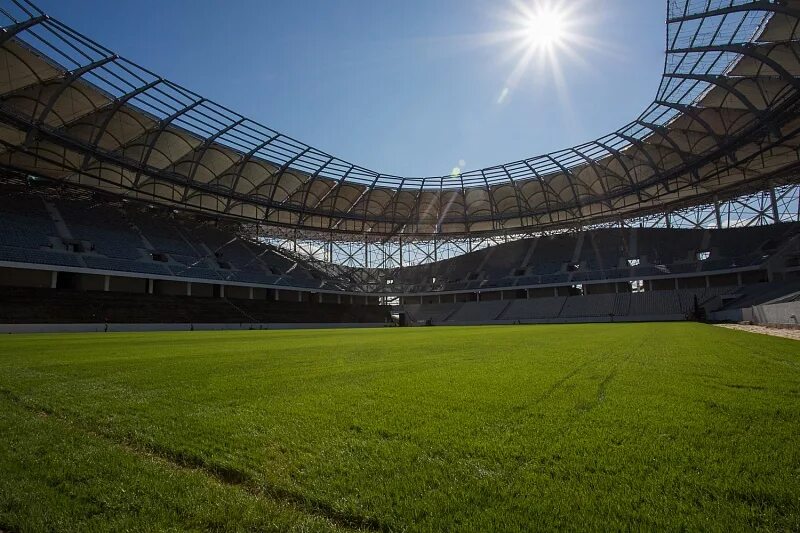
<box><xmin>752</xmin><ymin>301</ymin><xmax>800</xmax><ymax>325</ymax></box>
<box><xmin>502</xmin><ymin>289</ymin><xmax>526</xmax><ymax>300</ymax></box>
<box><xmin>651</xmin><ymin>279</ymin><xmax>676</xmax><ymax>291</ymax></box>
<box><xmin>0</xmin><ymin>322</ymin><xmax>389</xmax><ymax>334</ymax></box>
<box><xmin>585</xmin><ymin>283</ymin><xmax>618</xmax><ymax>295</ymax></box>
<box><xmin>529</xmin><ymin>287</ymin><xmax>555</xmax><ymax>298</ymax></box>
<box><xmin>225</xmin><ymin>285</ymin><xmax>251</xmax><ymax>300</ymax></box>
<box><xmin>0</xmin><ymin>267</ymin><xmax>52</xmax><ymax>288</ymax></box>
<box><xmin>75</xmin><ymin>273</ymin><xmax>105</xmax><ymax>292</ymax></box>
<box><xmin>709</xmin><ymin>308</ymin><xmax>745</xmax><ymax>323</ymax></box>
<box><xmin>709</xmin><ymin>273</ymin><xmax>738</xmax><ymax>287</ymax></box>
<box><xmin>741</xmin><ymin>270</ymin><xmax>768</xmax><ymax>284</ymax></box>
<box><xmin>109</xmin><ymin>276</ymin><xmax>147</xmax><ymax>294</ymax></box>
<box><xmin>321</xmin><ymin>293</ymin><xmax>339</xmax><ymax>304</ymax></box>
<box><xmin>154</xmin><ymin>280</ymin><xmax>188</xmax><ymax>296</ymax></box>
<box><xmin>677</xmin><ymin>276</ymin><xmax>706</xmax><ymax>289</ymax></box>
<box><xmin>192</xmin><ymin>283</ymin><xmax>214</xmax><ymax>298</ymax></box>
<box><xmin>276</xmin><ymin>289</ymin><xmax>297</xmax><ymax>302</ymax></box>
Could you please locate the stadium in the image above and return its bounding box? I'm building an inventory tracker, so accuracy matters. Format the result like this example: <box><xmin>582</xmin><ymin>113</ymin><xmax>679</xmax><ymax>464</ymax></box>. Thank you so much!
<box><xmin>0</xmin><ymin>0</ymin><xmax>798</xmax><ymax>530</ymax></box>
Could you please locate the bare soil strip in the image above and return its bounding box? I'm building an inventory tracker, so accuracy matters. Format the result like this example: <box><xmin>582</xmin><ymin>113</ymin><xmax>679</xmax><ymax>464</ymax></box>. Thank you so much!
<box><xmin>716</xmin><ymin>324</ymin><xmax>800</xmax><ymax>342</ymax></box>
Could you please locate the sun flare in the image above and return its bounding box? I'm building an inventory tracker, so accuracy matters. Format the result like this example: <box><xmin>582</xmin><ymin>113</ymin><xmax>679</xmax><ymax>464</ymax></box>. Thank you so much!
<box><xmin>489</xmin><ymin>0</ymin><xmax>598</xmax><ymax>104</ymax></box>
<box><xmin>523</xmin><ymin>6</ymin><xmax>567</xmax><ymax>49</ymax></box>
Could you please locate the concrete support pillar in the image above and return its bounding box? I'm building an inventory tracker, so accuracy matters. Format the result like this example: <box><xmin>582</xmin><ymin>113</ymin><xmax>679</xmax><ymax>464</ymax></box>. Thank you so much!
<box><xmin>219</xmin><ymin>285</ymin><xmax>225</xmax><ymax>298</ymax></box>
<box><xmin>674</xmin><ymin>278</ymin><xmax>679</xmax><ymax>290</ymax></box>
<box><xmin>337</xmin><ymin>294</ymin><xmax>342</xmax><ymax>304</ymax></box>
<box><xmin>186</xmin><ymin>282</ymin><xmax>192</xmax><ymax>297</ymax></box>
<box><xmin>147</xmin><ymin>279</ymin><xmax>154</xmax><ymax>294</ymax></box>
<box><xmin>249</xmin><ymin>286</ymin><xmax>254</xmax><ymax>300</ymax></box>
<box><xmin>476</xmin><ymin>292</ymin><xmax>481</xmax><ymax>302</ymax></box>
<box><xmin>526</xmin><ymin>288</ymin><xmax>530</xmax><ymax>300</ymax></box>
<box><xmin>737</xmin><ymin>272</ymin><xmax>743</xmax><ymax>286</ymax></box>
<box><xmin>50</xmin><ymin>271</ymin><xmax>57</xmax><ymax>289</ymax></box>
<box><xmin>103</xmin><ymin>275</ymin><xmax>110</xmax><ymax>292</ymax></box>
<box><xmin>553</xmin><ymin>287</ymin><xmax>558</xmax><ymax>297</ymax></box>
<box><xmin>705</xmin><ymin>276</ymin><xmax>711</xmax><ymax>289</ymax></box>
<box><xmin>297</xmin><ymin>291</ymin><xmax>302</xmax><ymax>303</ymax></box>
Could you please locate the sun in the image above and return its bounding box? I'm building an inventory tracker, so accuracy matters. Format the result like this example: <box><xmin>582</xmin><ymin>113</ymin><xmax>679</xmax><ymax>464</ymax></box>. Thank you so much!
<box><xmin>523</xmin><ymin>6</ymin><xmax>567</xmax><ymax>49</ymax></box>
<box><xmin>488</xmin><ymin>0</ymin><xmax>597</xmax><ymax>104</ymax></box>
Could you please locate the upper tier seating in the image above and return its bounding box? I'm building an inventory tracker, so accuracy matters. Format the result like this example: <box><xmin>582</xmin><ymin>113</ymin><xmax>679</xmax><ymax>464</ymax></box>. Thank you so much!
<box><xmin>638</xmin><ymin>228</ymin><xmax>703</xmax><ymax>264</ymax></box>
<box><xmin>55</xmin><ymin>201</ymin><xmax>145</xmax><ymax>260</ymax></box>
<box><xmin>128</xmin><ymin>211</ymin><xmax>202</xmax><ymax>258</ymax></box>
<box><xmin>0</xmin><ymin>194</ymin><xmax>56</xmax><ymax>250</ymax></box>
<box><xmin>0</xmin><ymin>194</ymin><xmax>331</xmax><ymax>288</ymax></box>
<box><xmin>384</xmin><ymin>224</ymin><xmax>795</xmax><ymax>292</ymax></box>
<box><xmin>0</xmin><ymin>245</ymin><xmax>83</xmax><ymax>267</ymax></box>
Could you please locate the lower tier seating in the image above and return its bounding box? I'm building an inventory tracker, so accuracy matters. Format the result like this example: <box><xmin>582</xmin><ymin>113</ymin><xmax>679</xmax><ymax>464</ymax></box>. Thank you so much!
<box><xmin>412</xmin><ymin>287</ymin><xmax>755</xmax><ymax>324</ymax></box>
<box><xmin>0</xmin><ymin>287</ymin><xmax>389</xmax><ymax>324</ymax></box>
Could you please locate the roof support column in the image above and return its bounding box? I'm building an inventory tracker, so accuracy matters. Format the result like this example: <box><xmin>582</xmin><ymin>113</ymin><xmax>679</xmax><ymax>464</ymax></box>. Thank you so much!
<box><xmin>769</xmin><ymin>188</ymin><xmax>780</xmax><ymax>224</ymax></box>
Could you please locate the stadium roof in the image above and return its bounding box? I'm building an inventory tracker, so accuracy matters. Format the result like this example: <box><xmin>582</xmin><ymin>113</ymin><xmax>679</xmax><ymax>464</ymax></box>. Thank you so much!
<box><xmin>0</xmin><ymin>0</ymin><xmax>799</xmax><ymax>238</ymax></box>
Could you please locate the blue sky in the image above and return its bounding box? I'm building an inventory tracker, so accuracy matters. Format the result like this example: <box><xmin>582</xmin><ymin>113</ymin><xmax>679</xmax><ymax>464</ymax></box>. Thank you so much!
<box><xmin>34</xmin><ymin>0</ymin><xmax>665</xmax><ymax>177</ymax></box>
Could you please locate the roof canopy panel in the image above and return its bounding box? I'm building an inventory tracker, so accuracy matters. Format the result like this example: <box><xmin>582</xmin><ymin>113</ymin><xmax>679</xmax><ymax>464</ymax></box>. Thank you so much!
<box><xmin>0</xmin><ymin>0</ymin><xmax>799</xmax><ymax>238</ymax></box>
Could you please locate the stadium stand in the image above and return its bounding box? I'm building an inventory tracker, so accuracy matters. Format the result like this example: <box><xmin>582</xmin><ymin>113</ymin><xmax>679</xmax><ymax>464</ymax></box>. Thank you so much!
<box><xmin>560</xmin><ymin>293</ymin><xmax>617</xmax><ymax>318</ymax></box>
<box><xmin>0</xmin><ymin>184</ymin><xmax>798</xmax><ymax>327</ymax></box>
<box><xmin>449</xmin><ymin>300</ymin><xmax>510</xmax><ymax>323</ymax></box>
<box><xmin>500</xmin><ymin>297</ymin><xmax>568</xmax><ymax>321</ymax></box>
<box><xmin>0</xmin><ymin>194</ymin><xmax>57</xmax><ymax>249</ymax></box>
<box><xmin>628</xmin><ymin>291</ymin><xmax>681</xmax><ymax>317</ymax></box>
<box><xmin>55</xmin><ymin>201</ymin><xmax>146</xmax><ymax>260</ymax></box>
<box><xmin>404</xmin><ymin>303</ymin><xmax>462</xmax><ymax>324</ymax></box>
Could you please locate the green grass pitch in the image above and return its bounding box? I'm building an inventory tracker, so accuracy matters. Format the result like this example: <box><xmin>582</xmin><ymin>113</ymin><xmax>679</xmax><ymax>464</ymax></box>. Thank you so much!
<box><xmin>0</xmin><ymin>323</ymin><xmax>798</xmax><ymax>531</ymax></box>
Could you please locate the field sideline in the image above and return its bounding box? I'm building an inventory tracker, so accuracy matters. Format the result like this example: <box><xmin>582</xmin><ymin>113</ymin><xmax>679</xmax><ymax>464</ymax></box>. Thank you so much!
<box><xmin>0</xmin><ymin>323</ymin><xmax>798</xmax><ymax>531</ymax></box>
